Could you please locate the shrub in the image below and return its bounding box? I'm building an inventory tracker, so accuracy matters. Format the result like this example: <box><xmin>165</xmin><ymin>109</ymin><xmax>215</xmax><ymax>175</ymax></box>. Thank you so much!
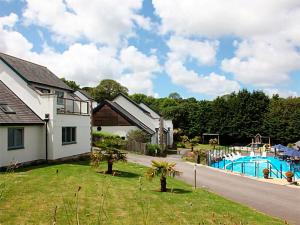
<box><xmin>147</xmin><ymin>144</ymin><xmax>160</xmax><ymax>156</ymax></box>
<box><xmin>263</xmin><ymin>168</ymin><xmax>270</xmax><ymax>175</ymax></box>
<box><xmin>285</xmin><ymin>171</ymin><xmax>294</xmax><ymax>178</ymax></box>
<box><xmin>180</xmin><ymin>135</ymin><xmax>189</xmax><ymax>143</ymax></box>
<box><xmin>209</xmin><ymin>138</ymin><xmax>218</xmax><ymax>148</ymax></box>
<box><xmin>190</xmin><ymin>136</ymin><xmax>201</xmax><ymax>146</ymax></box>
<box><xmin>176</xmin><ymin>142</ymin><xmax>185</xmax><ymax>148</ymax></box>
<box><xmin>127</xmin><ymin>130</ymin><xmax>150</xmax><ymax>143</ymax></box>
<box><xmin>92</xmin><ymin>131</ymin><xmax>120</xmax><ymax>139</ymax></box>
<box><xmin>93</xmin><ymin>131</ymin><xmax>126</xmax><ymax>149</ymax></box>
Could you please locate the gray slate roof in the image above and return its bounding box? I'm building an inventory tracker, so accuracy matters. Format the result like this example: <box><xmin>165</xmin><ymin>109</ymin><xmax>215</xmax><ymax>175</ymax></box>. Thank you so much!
<box><xmin>0</xmin><ymin>81</ymin><xmax>44</xmax><ymax>125</ymax></box>
<box><xmin>0</xmin><ymin>52</ymin><xmax>73</xmax><ymax>91</ymax></box>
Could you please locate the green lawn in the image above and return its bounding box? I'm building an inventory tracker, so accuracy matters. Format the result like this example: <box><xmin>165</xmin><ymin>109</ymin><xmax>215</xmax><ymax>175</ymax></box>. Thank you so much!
<box><xmin>0</xmin><ymin>161</ymin><xmax>285</xmax><ymax>225</ymax></box>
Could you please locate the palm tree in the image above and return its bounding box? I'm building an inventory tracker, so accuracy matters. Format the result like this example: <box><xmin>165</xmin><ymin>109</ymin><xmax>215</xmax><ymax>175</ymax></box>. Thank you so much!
<box><xmin>146</xmin><ymin>160</ymin><xmax>180</xmax><ymax>192</ymax></box>
<box><xmin>90</xmin><ymin>147</ymin><xmax>127</xmax><ymax>174</ymax></box>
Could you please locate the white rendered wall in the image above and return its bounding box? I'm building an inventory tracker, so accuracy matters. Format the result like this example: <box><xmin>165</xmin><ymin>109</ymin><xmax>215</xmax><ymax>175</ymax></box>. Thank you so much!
<box><xmin>0</xmin><ymin>60</ymin><xmax>55</xmax><ymax>119</ymax></box>
<box><xmin>49</xmin><ymin>114</ymin><xmax>91</xmax><ymax>159</ymax></box>
<box><xmin>164</xmin><ymin>120</ymin><xmax>174</xmax><ymax>145</ymax></box>
<box><xmin>0</xmin><ymin>126</ymin><xmax>45</xmax><ymax>167</ymax></box>
<box><xmin>0</xmin><ymin>60</ymin><xmax>91</xmax><ymax>161</ymax></box>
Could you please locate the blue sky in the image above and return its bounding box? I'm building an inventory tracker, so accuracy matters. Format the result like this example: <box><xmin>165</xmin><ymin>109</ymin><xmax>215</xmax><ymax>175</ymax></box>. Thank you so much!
<box><xmin>1</xmin><ymin>0</ymin><xmax>300</xmax><ymax>99</ymax></box>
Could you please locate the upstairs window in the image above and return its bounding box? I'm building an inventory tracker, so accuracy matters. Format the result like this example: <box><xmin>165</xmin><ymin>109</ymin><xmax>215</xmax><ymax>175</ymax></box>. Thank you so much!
<box><xmin>0</xmin><ymin>103</ymin><xmax>15</xmax><ymax>114</ymax></box>
<box><xmin>36</xmin><ymin>87</ymin><xmax>50</xmax><ymax>94</ymax></box>
<box><xmin>55</xmin><ymin>91</ymin><xmax>64</xmax><ymax>105</ymax></box>
<box><xmin>62</xmin><ymin>127</ymin><xmax>76</xmax><ymax>145</ymax></box>
<box><xmin>8</xmin><ymin>127</ymin><xmax>24</xmax><ymax>150</ymax></box>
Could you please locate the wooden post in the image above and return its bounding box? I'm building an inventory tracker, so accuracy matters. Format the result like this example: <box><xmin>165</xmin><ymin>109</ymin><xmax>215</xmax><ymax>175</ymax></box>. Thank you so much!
<box><xmin>194</xmin><ymin>164</ymin><xmax>197</xmax><ymax>189</ymax></box>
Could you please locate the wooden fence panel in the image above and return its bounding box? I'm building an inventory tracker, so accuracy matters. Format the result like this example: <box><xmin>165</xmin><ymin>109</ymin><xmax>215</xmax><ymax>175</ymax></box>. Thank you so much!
<box><xmin>127</xmin><ymin>141</ymin><xmax>147</xmax><ymax>154</ymax></box>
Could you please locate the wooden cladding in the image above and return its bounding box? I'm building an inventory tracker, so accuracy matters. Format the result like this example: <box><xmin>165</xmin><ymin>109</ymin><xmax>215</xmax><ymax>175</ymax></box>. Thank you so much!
<box><xmin>92</xmin><ymin>104</ymin><xmax>133</xmax><ymax>126</ymax></box>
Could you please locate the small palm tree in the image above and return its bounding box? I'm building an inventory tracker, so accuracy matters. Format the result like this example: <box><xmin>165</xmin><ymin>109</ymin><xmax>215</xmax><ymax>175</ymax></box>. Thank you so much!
<box><xmin>90</xmin><ymin>147</ymin><xmax>127</xmax><ymax>174</ymax></box>
<box><xmin>146</xmin><ymin>160</ymin><xmax>180</xmax><ymax>192</ymax></box>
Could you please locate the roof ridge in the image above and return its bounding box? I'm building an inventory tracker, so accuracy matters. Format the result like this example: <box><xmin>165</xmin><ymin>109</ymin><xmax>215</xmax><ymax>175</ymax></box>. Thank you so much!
<box><xmin>0</xmin><ymin>52</ymin><xmax>47</xmax><ymax>69</ymax></box>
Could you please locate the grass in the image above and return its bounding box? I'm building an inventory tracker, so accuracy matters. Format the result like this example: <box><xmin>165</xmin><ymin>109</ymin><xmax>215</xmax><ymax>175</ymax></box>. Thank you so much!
<box><xmin>0</xmin><ymin>161</ymin><xmax>285</xmax><ymax>225</ymax></box>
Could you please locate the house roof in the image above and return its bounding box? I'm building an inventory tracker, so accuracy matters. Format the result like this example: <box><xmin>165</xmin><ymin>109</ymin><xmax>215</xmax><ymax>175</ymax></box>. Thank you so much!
<box><xmin>139</xmin><ymin>102</ymin><xmax>162</xmax><ymax>117</ymax></box>
<box><xmin>0</xmin><ymin>81</ymin><xmax>44</xmax><ymax>125</ymax></box>
<box><xmin>93</xmin><ymin>100</ymin><xmax>154</xmax><ymax>135</ymax></box>
<box><xmin>114</xmin><ymin>93</ymin><xmax>151</xmax><ymax>115</ymax></box>
<box><xmin>0</xmin><ymin>52</ymin><xmax>73</xmax><ymax>91</ymax></box>
<box><xmin>77</xmin><ymin>89</ymin><xmax>94</xmax><ymax>100</ymax></box>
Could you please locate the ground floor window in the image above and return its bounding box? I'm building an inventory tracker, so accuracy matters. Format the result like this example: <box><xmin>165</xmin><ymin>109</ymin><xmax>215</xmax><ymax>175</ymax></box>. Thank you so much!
<box><xmin>8</xmin><ymin>127</ymin><xmax>24</xmax><ymax>150</ymax></box>
<box><xmin>62</xmin><ymin>127</ymin><xmax>76</xmax><ymax>145</ymax></box>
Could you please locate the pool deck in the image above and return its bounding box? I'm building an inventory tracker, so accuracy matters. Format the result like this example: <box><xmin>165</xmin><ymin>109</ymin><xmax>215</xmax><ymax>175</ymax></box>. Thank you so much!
<box><xmin>128</xmin><ymin>153</ymin><xmax>300</xmax><ymax>225</ymax></box>
<box><xmin>207</xmin><ymin>162</ymin><xmax>300</xmax><ymax>188</ymax></box>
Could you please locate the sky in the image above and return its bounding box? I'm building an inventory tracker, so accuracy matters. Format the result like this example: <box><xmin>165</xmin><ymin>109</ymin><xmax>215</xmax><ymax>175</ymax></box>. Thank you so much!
<box><xmin>1</xmin><ymin>0</ymin><xmax>300</xmax><ymax>99</ymax></box>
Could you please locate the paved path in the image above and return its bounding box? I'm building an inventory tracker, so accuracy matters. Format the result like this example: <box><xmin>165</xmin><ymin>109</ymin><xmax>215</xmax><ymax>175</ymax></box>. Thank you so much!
<box><xmin>127</xmin><ymin>153</ymin><xmax>300</xmax><ymax>225</ymax></box>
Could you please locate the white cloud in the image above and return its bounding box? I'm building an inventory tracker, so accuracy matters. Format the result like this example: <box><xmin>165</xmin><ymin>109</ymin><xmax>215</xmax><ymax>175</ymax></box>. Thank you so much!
<box><xmin>221</xmin><ymin>39</ymin><xmax>300</xmax><ymax>87</ymax></box>
<box><xmin>165</xmin><ymin>35</ymin><xmax>239</xmax><ymax>96</ymax></box>
<box><xmin>0</xmin><ymin>13</ymin><xmax>33</xmax><ymax>57</ymax></box>
<box><xmin>263</xmin><ymin>88</ymin><xmax>298</xmax><ymax>98</ymax></box>
<box><xmin>0</xmin><ymin>13</ymin><xmax>161</xmax><ymax>94</ymax></box>
<box><xmin>167</xmin><ymin>36</ymin><xmax>219</xmax><ymax>66</ymax></box>
<box><xmin>31</xmin><ymin>44</ymin><xmax>123</xmax><ymax>87</ymax></box>
<box><xmin>153</xmin><ymin>0</ymin><xmax>300</xmax><ymax>40</ymax></box>
<box><xmin>118</xmin><ymin>46</ymin><xmax>161</xmax><ymax>95</ymax></box>
<box><xmin>23</xmin><ymin>0</ymin><xmax>150</xmax><ymax>46</ymax></box>
<box><xmin>154</xmin><ymin>0</ymin><xmax>300</xmax><ymax>90</ymax></box>
<box><xmin>165</xmin><ymin>60</ymin><xmax>240</xmax><ymax>96</ymax></box>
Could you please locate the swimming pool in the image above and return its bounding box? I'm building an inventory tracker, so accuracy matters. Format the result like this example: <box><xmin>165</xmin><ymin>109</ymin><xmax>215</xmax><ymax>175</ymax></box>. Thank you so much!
<box><xmin>211</xmin><ymin>156</ymin><xmax>300</xmax><ymax>179</ymax></box>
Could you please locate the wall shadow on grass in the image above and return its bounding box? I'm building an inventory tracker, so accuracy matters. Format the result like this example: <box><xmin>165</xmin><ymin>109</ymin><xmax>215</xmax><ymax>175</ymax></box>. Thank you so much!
<box><xmin>0</xmin><ymin>159</ymin><xmax>91</xmax><ymax>173</ymax></box>
<box><xmin>152</xmin><ymin>188</ymin><xmax>192</xmax><ymax>194</ymax></box>
<box><xmin>96</xmin><ymin>170</ymin><xmax>140</xmax><ymax>178</ymax></box>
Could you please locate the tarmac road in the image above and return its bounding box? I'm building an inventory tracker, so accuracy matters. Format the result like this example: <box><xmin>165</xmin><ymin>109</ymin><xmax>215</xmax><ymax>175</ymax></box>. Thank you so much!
<box><xmin>128</xmin><ymin>153</ymin><xmax>300</xmax><ymax>225</ymax></box>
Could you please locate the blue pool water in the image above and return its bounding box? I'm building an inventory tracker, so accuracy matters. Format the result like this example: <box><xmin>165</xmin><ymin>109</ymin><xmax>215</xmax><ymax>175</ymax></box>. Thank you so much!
<box><xmin>211</xmin><ymin>156</ymin><xmax>300</xmax><ymax>179</ymax></box>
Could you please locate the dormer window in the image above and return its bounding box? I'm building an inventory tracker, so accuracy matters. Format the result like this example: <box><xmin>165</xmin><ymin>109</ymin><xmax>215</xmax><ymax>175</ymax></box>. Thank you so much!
<box><xmin>0</xmin><ymin>103</ymin><xmax>15</xmax><ymax>114</ymax></box>
<box><xmin>35</xmin><ymin>87</ymin><xmax>50</xmax><ymax>94</ymax></box>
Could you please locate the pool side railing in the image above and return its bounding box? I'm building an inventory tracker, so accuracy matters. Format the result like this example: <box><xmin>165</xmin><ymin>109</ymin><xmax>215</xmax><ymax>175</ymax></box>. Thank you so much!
<box><xmin>211</xmin><ymin>158</ymin><xmax>300</xmax><ymax>180</ymax></box>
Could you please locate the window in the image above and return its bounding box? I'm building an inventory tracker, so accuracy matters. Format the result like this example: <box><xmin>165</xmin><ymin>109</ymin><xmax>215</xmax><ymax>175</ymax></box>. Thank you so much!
<box><xmin>55</xmin><ymin>91</ymin><xmax>64</xmax><ymax>105</ymax></box>
<box><xmin>36</xmin><ymin>87</ymin><xmax>50</xmax><ymax>94</ymax></box>
<box><xmin>0</xmin><ymin>103</ymin><xmax>15</xmax><ymax>114</ymax></box>
<box><xmin>8</xmin><ymin>128</ymin><xmax>24</xmax><ymax>150</ymax></box>
<box><xmin>62</xmin><ymin>127</ymin><xmax>76</xmax><ymax>145</ymax></box>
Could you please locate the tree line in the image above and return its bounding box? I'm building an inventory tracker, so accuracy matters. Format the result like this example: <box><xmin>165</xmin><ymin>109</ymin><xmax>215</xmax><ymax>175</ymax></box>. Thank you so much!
<box><xmin>62</xmin><ymin>78</ymin><xmax>300</xmax><ymax>145</ymax></box>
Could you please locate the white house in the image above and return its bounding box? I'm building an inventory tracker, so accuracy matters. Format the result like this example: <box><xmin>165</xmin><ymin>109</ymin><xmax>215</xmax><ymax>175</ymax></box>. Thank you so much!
<box><xmin>0</xmin><ymin>52</ymin><xmax>91</xmax><ymax>167</ymax></box>
<box><xmin>92</xmin><ymin>93</ymin><xmax>173</xmax><ymax>147</ymax></box>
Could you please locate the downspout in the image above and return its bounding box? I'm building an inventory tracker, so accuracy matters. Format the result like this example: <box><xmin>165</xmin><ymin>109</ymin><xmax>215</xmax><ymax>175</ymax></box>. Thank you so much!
<box><xmin>44</xmin><ymin>114</ymin><xmax>50</xmax><ymax>163</ymax></box>
<box><xmin>90</xmin><ymin>100</ymin><xmax>93</xmax><ymax>152</ymax></box>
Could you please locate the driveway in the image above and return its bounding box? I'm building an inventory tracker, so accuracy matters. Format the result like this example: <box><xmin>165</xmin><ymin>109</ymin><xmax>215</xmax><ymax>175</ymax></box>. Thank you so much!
<box><xmin>127</xmin><ymin>153</ymin><xmax>300</xmax><ymax>225</ymax></box>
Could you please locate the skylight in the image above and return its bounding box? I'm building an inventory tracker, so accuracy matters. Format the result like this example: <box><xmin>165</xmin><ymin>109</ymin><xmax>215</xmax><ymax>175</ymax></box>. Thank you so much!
<box><xmin>0</xmin><ymin>103</ymin><xmax>16</xmax><ymax>114</ymax></box>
